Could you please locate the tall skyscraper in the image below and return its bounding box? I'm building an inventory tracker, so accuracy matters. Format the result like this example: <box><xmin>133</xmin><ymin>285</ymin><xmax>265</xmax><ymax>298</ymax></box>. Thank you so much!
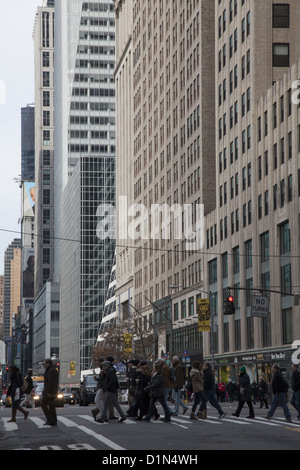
<box><xmin>33</xmin><ymin>0</ymin><xmax>55</xmax><ymax>296</ymax></box>
<box><xmin>3</xmin><ymin>239</ymin><xmax>21</xmax><ymax>340</ymax></box>
<box><xmin>114</xmin><ymin>0</ymin><xmax>215</xmax><ymax>360</ymax></box>
<box><xmin>54</xmin><ymin>0</ymin><xmax>116</xmax><ymax>282</ymax></box>
<box><xmin>21</xmin><ymin>105</ymin><xmax>35</xmax><ymax>182</ymax></box>
<box><xmin>53</xmin><ymin>0</ymin><xmax>116</xmax><ymax>379</ymax></box>
<box><xmin>203</xmin><ymin>0</ymin><xmax>300</xmax><ymax>380</ymax></box>
<box><xmin>114</xmin><ymin>0</ymin><xmax>300</xmax><ymax>379</ymax></box>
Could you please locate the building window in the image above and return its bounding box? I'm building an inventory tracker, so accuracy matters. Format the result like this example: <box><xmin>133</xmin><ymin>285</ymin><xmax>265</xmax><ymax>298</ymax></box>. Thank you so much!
<box><xmin>233</xmin><ymin>246</ymin><xmax>240</xmax><ymax>274</ymax></box>
<box><xmin>273</xmin><ymin>43</ymin><xmax>290</xmax><ymax>67</ymax></box>
<box><xmin>234</xmin><ymin>319</ymin><xmax>241</xmax><ymax>351</ymax></box>
<box><xmin>273</xmin><ymin>4</ymin><xmax>290</xmax><ymax>28</ymax></box>
<box><xmin>281</xmin><ymin>264</ymin><xmax>292</xmax><ymax>296</ymax></box>
<box><xmin>174</xmin><ymin>303</ymin><xmax>179</xmax><ymax>321</ymax></box>
<box><xmin>260</xmin><ymin>232</ymin><xmax>269</xmax><ymax>263</ymax></box>
<box><xmin>181</xmin><ymin>300</ymin><xmax>186</xmax><ymax>319</ymax></box>
<box><xmin>209</xmin><ymin>259</ymin><xmax>218</xmax><ymax>284</ymax></box>
<box><xmin>279</xmin><ymin>221</ymin><xmax>290</xmax><ymax>254</ymax></box>
<box><xmin>282</xmin><ymin>308</ymin><xmax>293</xmax><ymax>344</ymax></box>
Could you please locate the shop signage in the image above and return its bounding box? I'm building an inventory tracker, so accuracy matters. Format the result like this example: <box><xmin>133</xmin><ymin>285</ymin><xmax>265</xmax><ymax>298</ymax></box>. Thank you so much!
<box><xmin>270</xmin><ymin>352</ymin><xmax>286</xmax><ymax>360</ymax></box>
<box><xmin>241</xmin><ymin>355</ymin><xmax>257</xmax><ymax>361</ymax></box>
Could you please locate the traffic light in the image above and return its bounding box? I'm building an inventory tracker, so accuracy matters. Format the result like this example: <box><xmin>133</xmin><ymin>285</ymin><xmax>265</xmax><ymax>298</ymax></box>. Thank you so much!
<box><xmin>53</xmin><ymin>359</ymin><xmax>60</xmax><ymax>376</ymax></box>
<box><xmin>224</xmin><ymin>295</ymin><xmax>235</xmax><ymax>315</ymax></box>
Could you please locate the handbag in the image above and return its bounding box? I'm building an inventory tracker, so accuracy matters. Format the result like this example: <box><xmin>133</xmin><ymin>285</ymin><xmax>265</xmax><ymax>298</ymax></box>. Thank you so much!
<box><xmin>21</xmin><ymin>379</ymin><xmax>29</xmax><ymax>393</ymax></box>
<box><xmin>185</xmin><ymin>381</ymin><xmax>193</xmax><ymax>393</ymax></box>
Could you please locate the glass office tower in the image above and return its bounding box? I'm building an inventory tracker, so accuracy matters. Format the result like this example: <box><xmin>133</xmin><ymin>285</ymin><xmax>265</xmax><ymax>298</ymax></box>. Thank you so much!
<box><xmin>60</xmin><ymin>156</ymin><xmax>115</xmax><ymax>383</ymax></box>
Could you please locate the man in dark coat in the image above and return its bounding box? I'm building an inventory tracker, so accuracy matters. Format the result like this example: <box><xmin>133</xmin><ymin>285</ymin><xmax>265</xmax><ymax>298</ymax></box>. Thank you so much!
<box><xmin>41</xmin><ymin>358</ymin><xmax>59</xmax><ymax>426</ymax></box>
<box><xmin>264</xmin><ymin>365</ymin><xmax>292</xmax><ymax>422</ymax></box>
<box><xmin>232</xmin><ymin>366</ymin><xmax>255</xmax><ymax>418</ymax></box>
<box><xmin>198</xmin><ymin>363</ymin><xmax>226</xmax><ymax>419</ymax></box>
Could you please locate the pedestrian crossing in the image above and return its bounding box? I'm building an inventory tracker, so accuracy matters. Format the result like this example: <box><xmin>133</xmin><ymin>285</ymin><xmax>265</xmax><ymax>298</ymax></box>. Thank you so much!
<box><xmin>1</xmin><ymin>411</ymin><xmax>300</xmax><ymax>433</ymax></box>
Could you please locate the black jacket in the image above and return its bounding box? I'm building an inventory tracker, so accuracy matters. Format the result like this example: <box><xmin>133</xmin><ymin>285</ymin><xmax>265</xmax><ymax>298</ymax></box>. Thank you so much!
<box><xmin>7</xmin><ymin>372</ymin><xmax>23</xmax><ymax>400</ymax></box>
<box><xmin>203</xmin><ymin>368</ymin><xmax>215</xmax><ymax>391</ymax></box>
<box><xmin>43</xmin><ymin>365</ymin><xmax>59</xmax><ymax>397</ymax></box>
<box><xmin>104</xmin><ymin>365</ymin><xmax>119</xmax><ymax>393</ymax></box>
<box><xmin>238</xmin><ymin>372</ymin><xmax>252</xmax><ymax>402</ymax></box>
<box><xmin>271</xmin><ymin>371</ymin><xmax>287</xmax><ymax>395</ymax></box>
<box><xmin>145</xmin><ymin>372</ymin><xmax>164</xmax><ymax>398</ymax></box>
<box><xmin>292</xmin><ymin>369</ymin><xmax>300</xmax><ymax>392</ymax></box>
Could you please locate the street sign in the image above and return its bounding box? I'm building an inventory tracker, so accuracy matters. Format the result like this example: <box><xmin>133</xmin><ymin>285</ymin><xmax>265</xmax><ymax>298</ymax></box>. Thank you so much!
<box><xmin>197</xmin><ymin>298</ymin><xmax>211</xmax><ymax>331</ymax></box>
<box><xmin>70</xmin><ymin>361</ymin><xmax>76</xmax><ymax>376</ymax></box>
<box><xmin>251</xmin><ymin>295</ymin><xmax>270</xmax><ymax>317</ymax></box>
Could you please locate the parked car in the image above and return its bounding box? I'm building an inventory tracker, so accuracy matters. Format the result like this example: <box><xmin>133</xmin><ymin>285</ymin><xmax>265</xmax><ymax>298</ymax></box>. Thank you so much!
<box><xmin>79</xmin><ymin>375</ymin><xmax>97</xmax><ymax>406</ymax></box>
<box><xmin>33</xmin><ymin>383</ymin><xmax>64</xmax><ymax>408</ymax></box>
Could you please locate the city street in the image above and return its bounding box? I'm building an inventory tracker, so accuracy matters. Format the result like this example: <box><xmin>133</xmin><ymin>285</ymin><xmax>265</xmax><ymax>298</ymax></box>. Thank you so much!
<box><xmin>0</xmin><ymin>401</ymin><xmax>299</xmax><ymax>452</ymax></box>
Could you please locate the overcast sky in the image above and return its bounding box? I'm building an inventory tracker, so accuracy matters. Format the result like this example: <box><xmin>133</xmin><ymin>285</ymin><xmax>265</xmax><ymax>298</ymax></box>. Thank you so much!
<box><xmin>0</xmin><ymin>0</ymin><xmax>41</xmax><ymax>272</ymax></box>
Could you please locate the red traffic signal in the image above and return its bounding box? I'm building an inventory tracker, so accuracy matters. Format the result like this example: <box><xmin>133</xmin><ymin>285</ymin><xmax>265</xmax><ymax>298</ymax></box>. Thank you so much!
<box><xmin>224</xmin><ymin>295</ymin><xmax>235</xmax><ymax>315</ymax></box>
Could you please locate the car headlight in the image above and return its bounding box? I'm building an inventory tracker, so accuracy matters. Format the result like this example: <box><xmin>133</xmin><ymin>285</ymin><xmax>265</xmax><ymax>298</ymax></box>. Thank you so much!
<box><xmin>57</xmin><ymin>394</ymin><xmax>63</xmax><ymax>399</ymax></box>
<box><xmin>34</xmin><ymin>395</ymin><xmax>39</xmax><ymax>400</ymax></box>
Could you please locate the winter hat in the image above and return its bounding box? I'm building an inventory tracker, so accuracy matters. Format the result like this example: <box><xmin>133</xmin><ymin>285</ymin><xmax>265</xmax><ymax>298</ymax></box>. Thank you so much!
<box><xmin>240</xmin><ymin>366</ymin><xmax>246</xmax><ymax>373</ymax></box>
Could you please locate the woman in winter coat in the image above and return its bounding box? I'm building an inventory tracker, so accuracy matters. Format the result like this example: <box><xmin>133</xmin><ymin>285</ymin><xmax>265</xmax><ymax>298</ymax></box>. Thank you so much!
<box><xmin>135</xmin><ymin>363</ymin><xmax>152</xmax><ymax>420</ymax></box>
<box><xmin>143</xmin><ymin>362</ymin><xmax>171</xmax><ymax>422</ymax></box>
<box><xmin>7</xmin><ymin>365</ymin><xmax>29</xmax><ymax>422</ymax></box>
<box><xmin>232</xmin><ymin>366</ymin><xmax>255</xmax><ymax>418</ymax></box>
<box><xmin>189</xmin><ymin>362</ymin><xmax>206</xmax><ymax>419</ymax></box>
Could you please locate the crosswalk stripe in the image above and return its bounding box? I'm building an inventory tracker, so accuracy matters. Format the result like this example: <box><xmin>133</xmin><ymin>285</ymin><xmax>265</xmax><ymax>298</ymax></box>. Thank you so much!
<box><xmin>58</xmin><ymin>417</ymin><xmax>78</xmax><ymax>427</ymax></box>
<box><xmin>237</xmin><ymin>417</ymin><xmax>280</xmax><ymax>427</ymax></box>
<box><xmin>29</xmin><ymin>417</ymin><xmax>48</xmax><ymax>428</ymax></box>
<box><xmin>258</xmin><ymin>417</ymin><xmax>300</xmax><ymax>428</ymax></box>
<box><xmin>209</xmin><ymin>416</ymin><xmax>250</xmax><ymax>425</ymax></box>
<box><xmin>77</xmin><ymin>425</ymin><xmax>125</xmax><ymax>451</ymax></box>
<box><xmin>2</xmin><ymin>418</ymin><xmax>17</xmax><ymax>432</ymax></box>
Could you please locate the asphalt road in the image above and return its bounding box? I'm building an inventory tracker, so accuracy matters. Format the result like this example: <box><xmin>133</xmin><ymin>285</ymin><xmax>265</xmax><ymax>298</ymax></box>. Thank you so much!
<box><xmin>0</xmin><ymin>401</ymin><xmax>299</xmax><ymax>455</ymax></box>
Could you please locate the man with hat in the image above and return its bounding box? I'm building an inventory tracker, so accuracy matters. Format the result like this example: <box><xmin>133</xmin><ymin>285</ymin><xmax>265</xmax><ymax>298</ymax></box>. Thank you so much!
<box><xmin>232</xmin><ymin>366</ymin><xmax>255</xmax><ymax>419</ymax></box>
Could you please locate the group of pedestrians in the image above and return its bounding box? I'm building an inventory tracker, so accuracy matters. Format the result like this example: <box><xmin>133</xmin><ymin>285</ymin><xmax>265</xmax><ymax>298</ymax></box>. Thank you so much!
<box><xmin>188</xmin><ymin>362</ymin><xmax>227</xmax><ymax>420</ymax></box>
<box><xmin>92</xmin><ymin>356</ymin><xmax>197</xmax><ymax>423</ymax></box>
<box><xmin>230</xmin><ymin>364</ymin><xmax>300</xmax><ymax>422</ymax></box>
